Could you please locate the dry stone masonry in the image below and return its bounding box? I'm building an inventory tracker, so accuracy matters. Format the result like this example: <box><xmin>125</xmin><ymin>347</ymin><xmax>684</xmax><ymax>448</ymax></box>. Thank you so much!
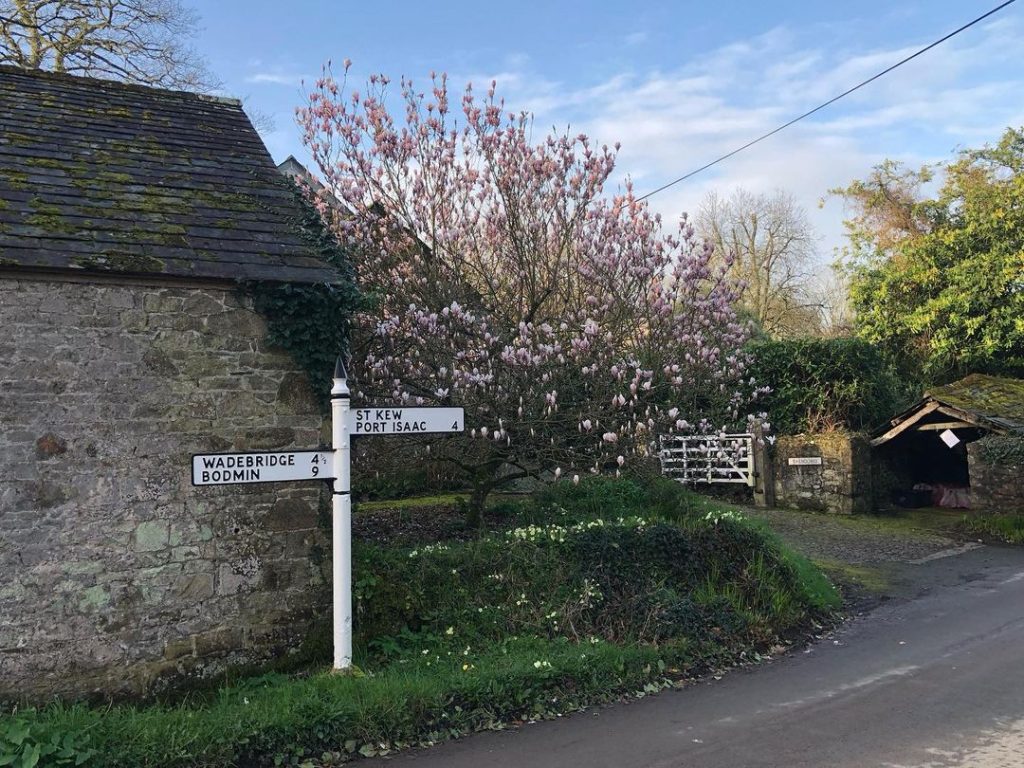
<box><xmin>773</xmin><ymin>432</ymin><xmax>873</xmax><ymax>515</ymax></box>
<box><xmin>0</xmin><ymin>66</ymin><xmax>353</xmax><ymax>700</ymax></box>
<box><xmin>0</xmin><ymin>276</ymin><xmax>328</xmax><ymax>699</ymax></box>
<box><xmin>968</xmin><ymin>437</ymin><xmax>1024</xmax><ymax>512</ymax></box>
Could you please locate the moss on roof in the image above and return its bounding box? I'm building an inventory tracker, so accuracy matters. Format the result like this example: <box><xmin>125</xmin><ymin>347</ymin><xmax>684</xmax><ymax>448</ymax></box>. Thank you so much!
<box><xmin>0</xmin><ymin>65</ymin><xmax>342</xmax><ymax>284</ymax></box>
<box><xmin>927</xmin><ymin>374</ymin><xmax>1024</xmax><ymax>430</ymax></box>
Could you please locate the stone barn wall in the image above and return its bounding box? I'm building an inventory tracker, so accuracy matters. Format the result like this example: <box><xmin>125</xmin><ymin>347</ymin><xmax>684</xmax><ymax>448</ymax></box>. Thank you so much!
<box><xmin>0</xmin><ymin>275</ymin><xmax>328</xmax><ymax>700</ymax></box>
<box><xmin>967</xmin><ymin>436</ymin><xmax>1024</xmax><ymax>512</ymax></box>
<box><xmin>773</xmin><ymin>432</ymin><xmax>872</xmax><ymax>515</ymax></box>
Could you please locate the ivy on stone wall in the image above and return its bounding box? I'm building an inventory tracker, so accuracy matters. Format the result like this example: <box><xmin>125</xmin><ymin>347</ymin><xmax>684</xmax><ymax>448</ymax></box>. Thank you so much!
<box><xmin>978</xmin><ymin>434</ymin><xmax>1024</xmax><ymax>465</ymax></box>
<box><xmin>243</xmin><ymin>180</ymin><xmax>364</xmax><ymax>408</ymax></box>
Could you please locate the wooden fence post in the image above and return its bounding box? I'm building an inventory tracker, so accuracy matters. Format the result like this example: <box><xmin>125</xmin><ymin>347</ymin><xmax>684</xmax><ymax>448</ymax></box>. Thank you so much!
<box><xmin>752</xmin><ymin>420</ymin><xmax>776</xmax><ymax>508</ymax></box>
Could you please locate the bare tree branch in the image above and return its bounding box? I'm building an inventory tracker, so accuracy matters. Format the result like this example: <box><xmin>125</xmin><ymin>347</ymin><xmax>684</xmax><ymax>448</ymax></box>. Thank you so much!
<box><xmin>0</xmin><ymin>0</ymin><xmax>219</xmax><ymax>91</ymax></box>
<box><xmin>696</xmin><ymin>187</ymin><xmax>821</xmax><ymax>337</ymax></box>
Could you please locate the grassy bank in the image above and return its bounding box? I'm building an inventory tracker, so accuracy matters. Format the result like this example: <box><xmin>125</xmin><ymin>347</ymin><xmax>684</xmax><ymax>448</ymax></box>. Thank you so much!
<box><xmin>960</xmin><ymin>513</ymin><xmax>1024</xmax><ymax>544</ymax></box>
<box><xmin>3</xmin><ymin>478</ymin><xmax>838</xmax><ymax>767</ymax></box>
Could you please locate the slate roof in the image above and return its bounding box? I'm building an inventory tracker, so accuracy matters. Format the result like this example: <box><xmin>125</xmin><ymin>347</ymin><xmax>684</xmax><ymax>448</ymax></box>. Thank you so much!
<box><xmin>873</xmin><ymin>374</ymin><xmax>1024</xmax><ymax>444</ymax></box>
<box><xmin>0</xmin><ymin>66</ymin><xmax>340</xmax><ymax>284</ymax></box>
<box><xmin>926</xmin><ymin>374</ymin><xmax>1024</xmax><ymax>433</ymax></box>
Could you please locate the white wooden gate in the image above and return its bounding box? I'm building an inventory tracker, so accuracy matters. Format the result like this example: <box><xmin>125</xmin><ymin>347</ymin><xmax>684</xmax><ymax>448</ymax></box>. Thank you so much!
<box><xmin>659</xmin><ymin>433</ymin><xmax>755</xmax><ymax>487</ymax></box>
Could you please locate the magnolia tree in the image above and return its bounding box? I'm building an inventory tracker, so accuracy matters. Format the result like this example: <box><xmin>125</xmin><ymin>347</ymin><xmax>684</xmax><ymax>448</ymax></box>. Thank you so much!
<box><xmin>299</xmin><ymin>65</ymin><xmax>756</xmax><ymax>521</ymax></box>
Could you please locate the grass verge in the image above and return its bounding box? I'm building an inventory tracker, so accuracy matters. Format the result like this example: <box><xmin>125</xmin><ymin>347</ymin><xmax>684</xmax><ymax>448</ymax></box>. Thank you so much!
<box><xmin>3</xmin><ymin>477</ymin><xmax>839</xmax><ymax>767</ymax></box>
<box><xmin>960</xmin><ymin>513</ymin><xmax>1024</xmax><ymax>544</ymax></box>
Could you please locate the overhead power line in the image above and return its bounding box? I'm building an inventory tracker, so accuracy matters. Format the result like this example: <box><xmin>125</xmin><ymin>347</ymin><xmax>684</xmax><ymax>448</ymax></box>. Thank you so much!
<box><xmin>636</xmin><ymin>0</ymin><xmax>1018</xmax><ymax>202</ymax></box>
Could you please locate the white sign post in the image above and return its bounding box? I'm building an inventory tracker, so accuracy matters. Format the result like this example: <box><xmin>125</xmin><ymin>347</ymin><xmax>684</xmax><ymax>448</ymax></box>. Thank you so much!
<box><xmin>329</xmin><ymin>360</ymin><xmax>464</xmax><ymax>671</ymax></box>
<box><xmin>331</xmin><ymin>357</ymin><xmax>353</xmax><ymax>671</ymax></box>
<box><xmin>190</xmin><ymin>358</ymin><xmax>463</xmax><ymax>673</ymax></box>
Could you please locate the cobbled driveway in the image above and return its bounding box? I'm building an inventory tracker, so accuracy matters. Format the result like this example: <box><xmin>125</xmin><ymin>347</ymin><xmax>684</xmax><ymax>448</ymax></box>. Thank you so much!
<box><xmin>743</xmin><ymin>506</ymin><xmax>989</xmax><ymax>607</ymax></box>
<box><xmin>749</xmin><ymin>507</ymin><xmax>968</xmax><ymax>565</ymax></box>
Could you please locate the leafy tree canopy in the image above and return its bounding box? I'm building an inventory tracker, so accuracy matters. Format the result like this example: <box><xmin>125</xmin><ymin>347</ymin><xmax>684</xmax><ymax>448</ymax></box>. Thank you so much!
<box><xmin>749</xmin><ymin>337</ymin><xmax>911</xmax><ymax>434</ymax></box>
<box><xmin>832</xmin><ymin>127</ymin><xmax>1024</xmax><ymax>383</ymax></box>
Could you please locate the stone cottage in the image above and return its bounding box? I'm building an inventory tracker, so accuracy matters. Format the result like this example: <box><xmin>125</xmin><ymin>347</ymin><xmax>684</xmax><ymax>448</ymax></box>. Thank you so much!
<box><xmin>0</xmin><ymin>66</ymin><xmax>348</xmax><ymax>699</ymax></box>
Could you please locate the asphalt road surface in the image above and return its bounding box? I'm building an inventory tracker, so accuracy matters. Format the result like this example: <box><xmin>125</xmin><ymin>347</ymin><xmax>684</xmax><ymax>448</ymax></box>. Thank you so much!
<box><xmin>373</xmin><ymin>545</ymin><xmax>1024</xmax><ymax>768</ymax></box>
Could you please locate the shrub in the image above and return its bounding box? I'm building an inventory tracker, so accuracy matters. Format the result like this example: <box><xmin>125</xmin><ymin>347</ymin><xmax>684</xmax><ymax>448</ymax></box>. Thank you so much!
<box><xmin>4</xmin><ymin>478</ymin><xmax>837</xmax><ymax>768</ymax></box>
<box><xmin>749</xmin><ymin>337</ymin><xmax>912</xmax><ymax>434</ymax></box>
<box><xmin>353</xmin><ymin>477</ymin><xmax>837</xmax><ymax>660</ymax></box>
<box><xmin>0</xmin><ymin>710</ymin><xmax>96</xmax><ymax>766</ymax></box>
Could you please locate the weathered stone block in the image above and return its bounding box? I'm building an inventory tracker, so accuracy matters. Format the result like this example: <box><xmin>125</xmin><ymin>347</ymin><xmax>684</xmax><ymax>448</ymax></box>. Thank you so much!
<box><xmin>163</xmin><ymin>637</ymin><xmax>194</xmax><ymax>661</ymax></box>
<box><xmin>134</xmin><ymin>521</ymin><xmax>170</xmax><ymax>552</ymax></box>
<box><xmin>1</xmin><ymin>277</ymin><xmax>326</xmax><ymax>702</ymax></box>
<box><xmin>217</xmin><ymin>562</ymin><xmax>260</xmax><ymax>596</ymax></box>
<box><xmin>174</xmin><ymin>572</ymin><xmax>214</xmax><ymax>601</ymax></box>
<box><xmin>78</xmin><ymin>585</ymin><xmax>111</xmax><ymax>612</ymax></box>
<box><xmin>234</xmin><ymin>427</ymin><xmax>296</xmax><ymax>450</ymax></box>
<box><xmin>34</xmin><ymin>433</ymin><xmax>67</xmax><ymax>459</ymax></box>
<box><xmin>193</xmin><ymin>626</ymin><xmax>243</xmax><ymax>657</ymax></box>
<box><xmin>773</xmin><ymin>432</ymin><xmax>872</xmax><ymax>515</ymax></box>
<box><xmin>264</xmin><ymin>498</ymin><xmax>316</xmax><ymax>532</ymax></box>
<box><xmin>143</xmin><ymin>294</ymin><xmax>184</xmax><ymax>313</ymax></box>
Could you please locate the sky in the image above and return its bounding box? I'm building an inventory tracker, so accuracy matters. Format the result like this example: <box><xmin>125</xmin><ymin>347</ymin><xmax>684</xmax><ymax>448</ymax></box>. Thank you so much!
<box><xmin>193</xmin><ymin>0</ymin><xmax>1024</xmax><ymax>269</ymax></box>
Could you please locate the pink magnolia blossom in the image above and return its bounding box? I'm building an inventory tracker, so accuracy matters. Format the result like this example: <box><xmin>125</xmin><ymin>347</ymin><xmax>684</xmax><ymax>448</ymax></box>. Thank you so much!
<box><xmin>298</xmin><ymin>66</ymin><xmax>753</xmax><ymax>504</ymax></box>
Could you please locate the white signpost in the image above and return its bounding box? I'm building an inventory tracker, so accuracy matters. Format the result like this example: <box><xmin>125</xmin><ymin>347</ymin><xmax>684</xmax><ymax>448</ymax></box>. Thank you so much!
<box><xmin>190</xmin><ymin>357</ymin><xmax>464</xmax><ymax>673</ymax></box>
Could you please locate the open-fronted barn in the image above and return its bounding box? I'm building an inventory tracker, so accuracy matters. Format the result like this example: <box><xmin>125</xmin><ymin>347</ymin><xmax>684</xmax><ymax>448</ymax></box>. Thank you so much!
<box><xmin>871</xmin><ymin>374</ymin><xmax>1024</xmax><ymax>510</ymax></box>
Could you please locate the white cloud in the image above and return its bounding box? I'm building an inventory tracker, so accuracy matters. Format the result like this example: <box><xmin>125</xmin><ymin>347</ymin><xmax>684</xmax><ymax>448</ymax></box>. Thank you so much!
<box><xmin>456</xmin><ymin>14</ymin><xmax>1024</xmax><ymax>273</ymax></box>
<box><xmin>245</xmin><ymin>72</ymin><xmax>307</xmax><ymax>86</ymax></box>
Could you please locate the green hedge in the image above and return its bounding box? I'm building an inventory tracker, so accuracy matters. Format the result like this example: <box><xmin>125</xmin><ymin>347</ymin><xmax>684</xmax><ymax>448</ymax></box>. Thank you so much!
<box><xmin>750</xmin><ymin>338</ymin><xmax>912</xmax><ymax>434</ymax></box>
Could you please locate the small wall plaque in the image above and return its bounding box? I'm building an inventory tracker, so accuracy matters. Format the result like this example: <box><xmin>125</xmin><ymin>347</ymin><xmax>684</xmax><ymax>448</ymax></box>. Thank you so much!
<box><xmin>788</xmin><ymin>456</ymin><xmax>823</xmax><ymax>466</ymax></box>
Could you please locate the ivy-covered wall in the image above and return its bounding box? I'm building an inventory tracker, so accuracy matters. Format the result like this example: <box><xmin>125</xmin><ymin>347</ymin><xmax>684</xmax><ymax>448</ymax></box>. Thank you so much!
<box><xmin>968</xmin><ymin>435</ymin><xmax>1024</xmax><ymax>512</ymax></box>
<box><xmin>246</xmin><ymin>183</ymin><xmax>363</xmax><ymax>405</ymax></box>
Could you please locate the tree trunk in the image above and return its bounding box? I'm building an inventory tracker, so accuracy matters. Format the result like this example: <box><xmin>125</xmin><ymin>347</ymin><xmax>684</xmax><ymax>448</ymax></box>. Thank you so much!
<box><xmin>466</xmin><ymin>481</ymin><xmax>492</xmax><ymax>531</ymax></box>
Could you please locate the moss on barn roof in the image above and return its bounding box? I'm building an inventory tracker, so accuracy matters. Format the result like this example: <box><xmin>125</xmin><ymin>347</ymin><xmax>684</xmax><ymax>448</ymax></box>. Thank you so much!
<box><xmin>0</xmin><ymin>66</ymin><xmax>340</xmax><ymax>284</ymax></box>
<box><xmin>927</xmin><ymin>374</ymin><xmax>1024</xmax><ymax>431</ymax></box>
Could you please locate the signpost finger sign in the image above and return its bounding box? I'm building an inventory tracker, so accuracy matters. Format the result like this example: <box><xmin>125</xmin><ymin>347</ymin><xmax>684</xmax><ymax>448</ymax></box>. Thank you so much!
<box><xmin>191</xmin><ymin>450</ymin><xmax>334</xmax><ymax>485</ymax></box>
<box><xmin>350</xmin><ymin>407</ymin><xmax>464</xmax><ymax>435</ymax></box>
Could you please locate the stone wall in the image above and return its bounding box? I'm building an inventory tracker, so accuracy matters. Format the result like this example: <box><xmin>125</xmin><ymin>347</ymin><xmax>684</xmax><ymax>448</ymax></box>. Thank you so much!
<box><xmin>0</xmin><ymin>275</ymin><xmax>328</xmax><ymax>700</ymax></box>
<box><xmin>968</xmin><ymin>436</ymin><xmax>1024</xmax><ymax>512</ymax></box>
<box><xmin>773</xmin><ymin>432</ymin><xmax>872</xmax><ymax>515</ymax></box>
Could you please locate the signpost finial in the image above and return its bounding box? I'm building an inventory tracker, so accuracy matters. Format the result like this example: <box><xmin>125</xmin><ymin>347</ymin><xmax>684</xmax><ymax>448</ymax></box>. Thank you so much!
<box><xmin>334</xmin><ymin>355</ymin><xmax>348</xmax><ymax>381</ymax></box>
